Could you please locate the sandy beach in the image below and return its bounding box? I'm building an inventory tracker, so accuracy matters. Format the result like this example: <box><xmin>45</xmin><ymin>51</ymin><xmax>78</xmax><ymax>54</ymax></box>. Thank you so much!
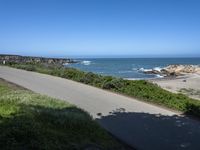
<box><xmin>151</xmin><ymin>73</ymin><xmax>200</xmax><ymax>100</ymax></box>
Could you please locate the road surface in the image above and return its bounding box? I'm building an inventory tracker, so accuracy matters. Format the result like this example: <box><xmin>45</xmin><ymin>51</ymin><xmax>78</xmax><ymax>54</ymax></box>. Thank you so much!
<box><xmin>0</xmin><ymin>66</ymin><xmax>200</xmax><ymax>150</ymax></box>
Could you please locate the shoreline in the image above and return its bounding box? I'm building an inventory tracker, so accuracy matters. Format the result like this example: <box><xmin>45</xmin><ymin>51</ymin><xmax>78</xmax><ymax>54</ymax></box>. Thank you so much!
<box><xmin>125</xmin><ymin>73</ymin><xmax>200</xmax><ymax>100</ymax></box>
<box><xmin>151</xmin><ymin>73</ymin><xmax>200</xmax><ymax>100</ymax></box>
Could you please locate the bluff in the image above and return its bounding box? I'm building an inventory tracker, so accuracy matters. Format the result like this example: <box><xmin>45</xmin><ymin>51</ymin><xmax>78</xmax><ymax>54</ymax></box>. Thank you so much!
<box><xmin>0</xmin><ymin>54</ymin><xmax>76</xmax><ymax>65</ymax></box>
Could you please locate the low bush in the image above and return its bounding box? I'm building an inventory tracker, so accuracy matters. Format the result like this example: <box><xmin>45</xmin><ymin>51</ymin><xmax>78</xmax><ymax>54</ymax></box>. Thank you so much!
<box><xmin>102</xmin><ymin>78</ymin><xmax>124</xmax><ymax>90</ymax></box>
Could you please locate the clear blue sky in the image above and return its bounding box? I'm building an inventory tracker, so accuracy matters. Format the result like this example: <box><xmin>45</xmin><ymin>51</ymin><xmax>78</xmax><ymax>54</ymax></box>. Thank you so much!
<box><xmin>0</xmin><ymin>0</ymin><xmax>200</xmax><ymax>57</ymax></box>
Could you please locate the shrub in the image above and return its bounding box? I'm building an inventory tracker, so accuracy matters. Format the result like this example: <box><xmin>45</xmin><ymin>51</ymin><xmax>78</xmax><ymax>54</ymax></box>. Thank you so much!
<box><xmin>21</xmin><ymin>65</ymin><xmax>36</xmax><ymax>71</ymax></box>
<box><xmin>185</xmin><ymin>101</ymin><xmax>200</xmax><ymax>117</ymax></box>
<box><xmin>102</xmin><ymin>78</ymin><xmax>124</xmax><ymax>90</ymax></box>
<box><xmin>80</xmin><ymin>72</ymin><xmax>96</xmax><ymax>84</ymax></box>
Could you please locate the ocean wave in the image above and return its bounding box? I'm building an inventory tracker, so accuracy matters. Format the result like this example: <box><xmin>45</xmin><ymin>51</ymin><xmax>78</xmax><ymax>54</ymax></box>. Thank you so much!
<box><xmin>132</xmin><ymin>68</ymin><xmax>138</xmax><ymax>71</ymax></box>
<box><xmin>155</xmin><ymin>74</ymin><xmax>164</xmax><ymax>78</ymax></box>
<box><xmin>118</xmin><ymin>70</ymin><xmax>133</xmax><ymax>73</ymax></box>
<box><xmin>81</xmin><ymin>60</ymin><xmax>91</xmax><ymax>65</ymax></box>
<box><xmin>63</xmin><ymin>63</ymin><xmax>69</xmax><ymax>66</ymax></box>
<box><xmin>153</xmin><ymin>67</ymin><xmax>162</xmax><ymax>72</ymax></box>
<box><xmin>97</xmin><ymin>72</ymin><xmax>104</xmax><ymax>74</ymax></box>
<box><xmin>124</xmin><ymin>78</ymin><xmax>145</xmax><ymax>80</ymax></box>
<box><xmin>138</xmin><ymin>68</ymin><xmax>152</xmax><ymax>72</ymax></box>
<box><xmin>138</xmin><ymin>67</ymin><xmax>163</xmax><ymax>73</ymax></box>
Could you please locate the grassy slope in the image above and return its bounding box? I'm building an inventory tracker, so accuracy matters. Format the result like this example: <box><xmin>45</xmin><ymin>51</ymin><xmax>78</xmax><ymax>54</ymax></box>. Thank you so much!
<box><xmin>6</xmin><ymin>63</ymin><xmax>200</xmax><ymax>117</ymax></box>
<box><xmin>0</xmin><ymin>79</ymin><xmax>125</xmax><ymax>150</ymax></box>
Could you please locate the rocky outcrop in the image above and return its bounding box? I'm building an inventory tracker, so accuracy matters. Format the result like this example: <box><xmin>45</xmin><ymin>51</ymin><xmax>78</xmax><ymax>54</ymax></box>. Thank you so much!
<box><xmin>0</xmin><ymin>54</ymin><xmax>77</xmax><ymax>65</ymax></box>
<box><xmin>162</xmin><ymin>65</ymin><xmax>200</xmax><ymax>76</ymax></box>
<box><xmin>143</xmin><ymin>65</ymin><xmax>200</xmax><ymax>76</ymax></box>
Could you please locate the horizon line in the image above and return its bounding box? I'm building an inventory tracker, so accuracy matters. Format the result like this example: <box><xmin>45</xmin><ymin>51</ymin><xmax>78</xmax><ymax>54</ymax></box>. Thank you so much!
<box><xmin>1</xmin><ymin>53</ymin><xmax>200</xmax><ymax>59</ymax></box>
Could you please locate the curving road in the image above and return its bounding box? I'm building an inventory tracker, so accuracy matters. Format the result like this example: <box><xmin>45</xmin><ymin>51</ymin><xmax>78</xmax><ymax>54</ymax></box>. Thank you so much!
<box><xmin>0</xmin><ymin>66</ymin><xmax>200</xmax><ymax>150</ymax></box>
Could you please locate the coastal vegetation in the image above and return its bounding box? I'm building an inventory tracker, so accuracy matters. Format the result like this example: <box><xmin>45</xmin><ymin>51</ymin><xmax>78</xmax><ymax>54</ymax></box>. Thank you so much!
<box><xmin>5</xmin><ymin>62</ymin><xmax>200</xmax><ymax>118</ymax></box>
<box><xmin>0</xmin><ymin>79</ymin><xmax>125</xmax><ymax>150</ymax></box>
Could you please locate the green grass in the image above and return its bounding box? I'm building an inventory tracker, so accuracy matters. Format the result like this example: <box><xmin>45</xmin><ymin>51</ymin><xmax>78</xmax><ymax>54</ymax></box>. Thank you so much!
<box><xmin>5</xmin><ymin>62</ymin><xmax>200</xmax><ymax>118</ymax></box>
<box><xmin>0</xmin><ymin>80</ymin><xmax>125</xmax><ymax>150</ymax></box>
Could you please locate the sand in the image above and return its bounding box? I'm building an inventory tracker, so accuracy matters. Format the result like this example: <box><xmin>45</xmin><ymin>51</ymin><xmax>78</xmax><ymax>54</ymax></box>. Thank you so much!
<box><xmin>151</xmin><ymin>73</ymin><xmax>200</xmax><ymax>100</ymax></box>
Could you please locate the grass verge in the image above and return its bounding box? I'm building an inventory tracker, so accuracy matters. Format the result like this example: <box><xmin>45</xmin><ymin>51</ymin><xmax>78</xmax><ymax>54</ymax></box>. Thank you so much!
<box><xmin>5</xmin><ymin>63</ymin><xmax>200</xmax><ymax>118</ymax></box>
<box><xmin>0</xmin><ymin>79</ymin><xmax>125</xmax><ymax>150</ymax></box>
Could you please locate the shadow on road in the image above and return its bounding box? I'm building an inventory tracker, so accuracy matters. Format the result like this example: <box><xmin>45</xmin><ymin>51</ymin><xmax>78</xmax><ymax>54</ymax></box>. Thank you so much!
<box><xmin>96</xmin><ymin>108</ymin><xmax>200</xmax><ymax>150</ymax></box>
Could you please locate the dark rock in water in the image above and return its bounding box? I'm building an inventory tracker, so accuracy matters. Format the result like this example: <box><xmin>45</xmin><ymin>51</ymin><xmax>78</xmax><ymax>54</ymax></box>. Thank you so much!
<box><xmin>143</xmin><ymin>69</ymin><xmax>160</xmax><ymax>74</ymax></box>
<box><xmin>0</xmin><ymin>54</ymin><xmax>77</xmax><ymax>65</ymax></box>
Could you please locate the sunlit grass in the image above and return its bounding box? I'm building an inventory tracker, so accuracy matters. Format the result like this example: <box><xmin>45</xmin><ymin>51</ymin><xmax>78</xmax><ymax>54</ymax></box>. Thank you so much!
<box><xmin>0</xmin><ymin>80</ymin><xmax>124</xmax><ymax>150</ymax></box>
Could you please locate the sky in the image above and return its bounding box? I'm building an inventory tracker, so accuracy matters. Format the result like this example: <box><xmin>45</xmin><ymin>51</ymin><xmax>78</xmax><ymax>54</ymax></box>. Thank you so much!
<box><xmin>0</xmin><ymin>0</ymin><xmax>200</xmax><ymax>57</ymax></box>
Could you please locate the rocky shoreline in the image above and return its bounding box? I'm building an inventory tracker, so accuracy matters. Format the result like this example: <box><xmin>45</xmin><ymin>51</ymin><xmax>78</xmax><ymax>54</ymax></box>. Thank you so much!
<box><xmin>142</xmin><ymin>65</ymin><xmax>200</xmax><ymax>76</ymax></box>
<box><xmin>0</xmin><ymin>54</ymin><xmax>77</xmax><ymax>66</ymax></box>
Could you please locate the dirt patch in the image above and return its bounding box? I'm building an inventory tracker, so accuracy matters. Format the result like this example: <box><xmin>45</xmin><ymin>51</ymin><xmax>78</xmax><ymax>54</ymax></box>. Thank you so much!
<box><xmin>179</xmin><ymin>88</ymin><xmax>200</xmax><ymax>99</ymax></box>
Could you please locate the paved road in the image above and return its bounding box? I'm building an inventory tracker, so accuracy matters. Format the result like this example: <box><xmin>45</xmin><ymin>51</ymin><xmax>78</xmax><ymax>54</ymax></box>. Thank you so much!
<box><xmin>1</xmin><ymin>66</ymin><xmax>200</xmax><ymax>150</ymax></box>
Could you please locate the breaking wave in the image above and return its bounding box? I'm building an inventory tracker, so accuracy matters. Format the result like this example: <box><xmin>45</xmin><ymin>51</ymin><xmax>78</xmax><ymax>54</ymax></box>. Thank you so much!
<box><xmin>138</xmin><ymin>67</ymin><xmax>163</xmax><ymax>73</ymax></box>
<box><xmin>153</xmin><ymin>67</ymin><xmax>162</xmax><ymax>72</ymax></box>
<box><xmin>155</xmin><ymin>74</ymin><xmax>164</xmax><ymax>78</ymax></box>
<box><xmin>81</xmin><ymin>60</ymin><xmax>91</xmax><ymax>66</ymax></box>
<box><xmin>138</xmin><ymin>68</ymin><xmax>152</xmax><ymax>72</ymax></box>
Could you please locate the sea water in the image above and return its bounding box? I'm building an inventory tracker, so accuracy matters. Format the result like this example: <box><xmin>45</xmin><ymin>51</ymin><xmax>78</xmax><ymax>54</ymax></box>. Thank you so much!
<box><xmin>67</xmin><ymin>58</ymin><xmax>200</xmax><ymax>79</ymax></box>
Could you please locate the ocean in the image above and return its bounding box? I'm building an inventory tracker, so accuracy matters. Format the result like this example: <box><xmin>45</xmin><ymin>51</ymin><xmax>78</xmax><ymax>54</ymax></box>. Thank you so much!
<box><xmin>67</xmin><ymin>58</ymin><xmax>200</xmax><ymax>79</ymax></box>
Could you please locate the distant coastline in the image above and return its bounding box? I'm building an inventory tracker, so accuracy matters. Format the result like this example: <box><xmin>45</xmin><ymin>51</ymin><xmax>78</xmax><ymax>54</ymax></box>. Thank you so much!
<box><xmin>2</xmin><ymin>54</ymin><xmax>199</xmax><ymax>101</ymax></box>
<box><xmin>0</xmin><ymin>54</ymin><xmax>77</xmax><ymax>65</ymax></box>
<box><xmin>1</xmin><ymin>54</ymin><xmax>200</xmax><ymax>80</ymax></box>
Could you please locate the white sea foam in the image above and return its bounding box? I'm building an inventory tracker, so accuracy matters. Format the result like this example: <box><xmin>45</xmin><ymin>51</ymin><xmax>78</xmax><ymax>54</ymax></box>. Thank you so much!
<box><xmin>124</xmin><ymin>78</ymin><xmax>145</xmax><ymax>80</ymax></box>
<box><xmin>139</xmin><ymin>68</ymin><xmax>152</xmax><ymax>72</ymax></box>
<box><xmin>139</xmin><ymin>67</ymin><xmax>163</xmax><ymax>73</ymax></box>
<box><xmin>81</xmin><ymin>60</ymin><xmax>91</xmax><ymax>65</ymax></box>
<box><xmin>155</xmin><ymin>74</ymin><xmax>164</xmax><ymax>78</ymax></box>
<box><xmin>153</xmin><ymin>67</ymin><xmax>162</xmax><ymax>72</ymax></box>
<box><xmin>63</xmin><ymin>63</ymin><xmax>69</xmax><ymax>66</ymax></box>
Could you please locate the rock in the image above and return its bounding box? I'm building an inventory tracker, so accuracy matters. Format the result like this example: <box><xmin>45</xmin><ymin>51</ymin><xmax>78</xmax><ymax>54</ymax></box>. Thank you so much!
<box><xmin>142</xmin><ymin>65</ymin><xmax>200</xmax><ymax>77</ymax></box>
<box><xmin>143</xmin><ymin>69</ymin><xmax>160</xmax><ymax>74</ymax></box>
<box><xmin>162</xmin><ymin>65</ymin><xmax>200</xmax><ymax>76</ymax></box>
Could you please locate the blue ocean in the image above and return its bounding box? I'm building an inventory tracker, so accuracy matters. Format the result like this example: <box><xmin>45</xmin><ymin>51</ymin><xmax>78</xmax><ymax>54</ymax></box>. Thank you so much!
<box><xmin>67</xmin><ymin>58</ymin><xmax>200</xmax><ymax>79</ymax></box>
